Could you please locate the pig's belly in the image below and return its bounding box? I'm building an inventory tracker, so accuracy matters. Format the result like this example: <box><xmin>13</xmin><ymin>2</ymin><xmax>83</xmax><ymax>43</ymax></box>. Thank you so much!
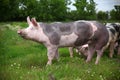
<box><xmin>59</xmin><ymin>32</ymin><xmax>78</xmax><ymax>47</ymax></box>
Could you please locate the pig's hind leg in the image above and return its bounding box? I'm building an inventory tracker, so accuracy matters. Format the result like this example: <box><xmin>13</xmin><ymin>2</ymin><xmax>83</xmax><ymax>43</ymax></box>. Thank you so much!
<box><xmin>86</xmin><ymin>45</ymin><xmax>95</xmax><ymax>63</ymax></box>
<box><xmin>95</xmin><ymin>49</ymin><xmax>103</xmax><ymax>64</ymax></box>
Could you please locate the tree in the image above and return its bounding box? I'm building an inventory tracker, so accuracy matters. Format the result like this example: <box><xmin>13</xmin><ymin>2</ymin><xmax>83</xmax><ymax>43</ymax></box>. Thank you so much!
<box><xmin>67</xmin><ymin>10</ymin><xmax>78</xmax><ymax>20</ymax></box>
<box><xmin>38</xmin><ymin>0</ymin><xmax>70</xmax><ymax>21</ymax></box>
<box><xmin>73</xmin><ymin>0</ymin><xmax>96</xmax><ymax>20</ymax></box>
<box><xmin>86</xmin><ymin>0</ymin><xmax>96</xmax><ymax>19</ymax></box>
<box><xmin>17</xmin><ymin>0</ymin><xmax>40</xmax><ymax>20</ymax></box>
<box><xmin>114</xmin><ymin>5</ymin><xmax>120</xmax><ymax>20</ymax></box>
<box><xmin>97</xmin><ymin>11</ymin><xmax>108</xmax><ymax>20</ymax></box>
<box><xmin>49</xmin><ymin>0</ymin><xmax>70</xmax><ymax>21</ymax></box>
<box><xmin>0</xmin><ymin>0</ymin><xmax>19</xmax><ymax>21</ymax></box>
<box><xmin>110</xmin><ymin>5</ymin><xmax>120</xmax><ymax>20</ymax></box>
<box><xmin>0</xmin><ymin>0</ymin><xmax>71</xmax><ymax>21</ymax></box>
<box><xmin>110</xmin><ymin>9</ymin><xmax>116</xmax><ymax>20</ymax></box>
<box><xmin>73</xmin><ymin>0</ymin><xmax>88</xmax><ymax>19</ymax></box>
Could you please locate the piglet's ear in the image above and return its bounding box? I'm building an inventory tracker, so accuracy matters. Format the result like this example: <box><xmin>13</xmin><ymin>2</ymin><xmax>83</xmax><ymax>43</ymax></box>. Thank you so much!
<box><xmin>27</xmin><ymin>16</ymin><xmax>31</xmax><ymax>25</ymax></box>
<box><xmin>31</xmin><ymin>18</ymin><xmax>38</xmax><ymax>27</ymax></box>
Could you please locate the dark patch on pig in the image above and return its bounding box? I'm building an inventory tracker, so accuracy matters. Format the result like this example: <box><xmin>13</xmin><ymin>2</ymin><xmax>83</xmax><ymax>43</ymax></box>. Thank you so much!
<box><xmin>51</xmin><ymin>22</ymin><xmax>74</xmax><ymax>35</ymax></box>
<box><xmin>59</xmin><ymin>23</ymin><xmax>72</xmax><ymax>32</ymax></box>
<box><xmin>109</xmin><ymin>28</ymin><xmax>115</xmax><ymax>35</ymax></box>
<box><xmin>109</xmin><ymin>23</ymin><xmax>120</xmax><ymax>41</ymax></box>
<box><xmin>49</xmin><ymin>32</ymin><xmax>60</xmax><ymax>45</ymax></box>
<box><xmin>40</xmin><ymin>22</ymin><xmax>74</xmax><ymax>45</ymax></box>
<box><xmin>90</xmin><ymin>21</ymin><xmax>109</xmax><ymax>50</ymax></box>
<box><xmin>74</xmin><ymin>22</ymin><xmax>93</xmax><ymax>46</ymax></box>
<box><xmin>111</xmin><ymin>23</ymin><xmax>120</xmax><ymax>32</ymax></box>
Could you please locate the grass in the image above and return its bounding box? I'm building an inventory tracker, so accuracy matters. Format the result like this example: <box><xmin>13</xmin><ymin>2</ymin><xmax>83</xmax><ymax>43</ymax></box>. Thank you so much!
<box><xmin>0</xmin><ymin>22</ymin><xmax>120</xmax><ymax>80</ymax></box>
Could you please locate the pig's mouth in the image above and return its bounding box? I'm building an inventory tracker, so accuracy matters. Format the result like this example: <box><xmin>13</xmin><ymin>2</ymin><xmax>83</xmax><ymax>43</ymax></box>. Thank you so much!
<box><xmin>18</xmin><ymin>33</ymin><xmax>28</xmax><ymax>39</ymax></box>
<box><xmin>19</xmin><ymin>34</ymin><xmax>26</xmax><ymax>38</ymax></box>
<box><xmin>20</xmin><ymin>34</ymin><xmax>26</xmax><ymax>38</ymax></box>
<box><xmin>17</xmin><ymin>30</ymin><xmax>28</xmax><ymax>39</ymax></box>
<box><xmin>20</xmin><ymin>34</ymin><xmax>30</xmax><ymax>40</ymax></box>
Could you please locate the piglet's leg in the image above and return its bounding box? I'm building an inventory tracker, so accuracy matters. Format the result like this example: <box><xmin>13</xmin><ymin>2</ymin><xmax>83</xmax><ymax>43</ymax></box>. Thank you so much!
<box><xmin>86</xmin><ymin>46</ymin><xmax>95</xmax><ymax>63</ymax></box>
<box><xmin>95</xmin><ymin>50</ymin><xmax>103</xmax><ymax>64</ymax></box>
<box><xmin>69</xmin><ymin>47</ymin><xmax>74</xmax><ymax>58</ymax></box>
<box><xmin>47</xmin><ymin>46</ymin><xmax>58</xmax><ymax>65</ymax></box>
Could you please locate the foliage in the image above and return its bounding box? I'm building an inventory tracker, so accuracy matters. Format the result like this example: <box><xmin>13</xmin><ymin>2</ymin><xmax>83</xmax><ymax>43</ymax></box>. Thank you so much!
<box><xmin>97</xmin><ymin>11</ymin><xmax>108</xmax><ymax>20</ymax></box>
<box><xmin>0</xmin><ymin>0</ymin><xmax>70</xmax><ymax>21</ymax></box>
<box><xmin>73</xmin><ymin>0</ymin><xmax>97</xmax><ymax>20</ymax></box>
<box><xmin>73</xmin><ymin>0</ymin><xmax>88</xmax><ymax>19</ymax></box>
<box><xmin>0</xmin><ymin>0</ymin><xmax>97</xmax><ymax>21</ymax></box>
<box><xmin>0</xmin><ymin>0</ymin><xmax>120</xmax><ymax>21</ymax></box>
<box><xmin>86</xmin><ymin>0</ymin><xmax>97</xmax><ymax>19</ymax></box>
<box><xmin>96</xmin><ymin>5</ymin><xmax>120</xmax><ymax>20</ymax></box>
<box><xmin>0</xmin><ymin>0</ymin><xmax>20</xmax><ymax>21</ymax></box>
<box><xmin>37</xmin><ymin>0</ymin><xmax>70</xmax><ymax>21</ymax></box>
<box><xmin>110</xmin><ymin>5</ymin><xmax>120</xmax><ymax>20</ymax></box>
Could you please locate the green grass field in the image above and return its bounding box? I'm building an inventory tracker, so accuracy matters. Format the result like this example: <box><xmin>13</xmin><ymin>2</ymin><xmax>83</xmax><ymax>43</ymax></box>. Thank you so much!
<box><xmin>0</xmin><ymin>22</ymin><xmax>120</xmax><ymax>80</ymax></box>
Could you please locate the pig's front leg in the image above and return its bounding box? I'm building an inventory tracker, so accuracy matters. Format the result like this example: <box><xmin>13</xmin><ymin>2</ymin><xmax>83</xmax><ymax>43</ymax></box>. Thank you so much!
<box><xmin>47</xmin><ymin>46</ymin><xmax>58</xmax><ymax>65</ymax></box>
<box><xmin>69</xmin><ymin>47</ymin><xmax>74</xmax><ymax>58</ymax></box>
<box><xmin>54</xmin><ymin>48</ymin><xmax>59</xmax><ymax>60</ymax></box>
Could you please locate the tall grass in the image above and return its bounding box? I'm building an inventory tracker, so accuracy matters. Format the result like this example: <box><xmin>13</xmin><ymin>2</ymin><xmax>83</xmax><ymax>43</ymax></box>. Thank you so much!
<box><xmin>0</xmin><ymin>22</ymin><xmax>120</xmax><ymax>80</ymax></box>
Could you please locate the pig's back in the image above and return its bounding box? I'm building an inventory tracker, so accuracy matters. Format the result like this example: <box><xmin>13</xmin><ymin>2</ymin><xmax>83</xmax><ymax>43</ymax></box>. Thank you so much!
<box><xmin>39</xmin><ymin>21</ymin><xmax>94</xmax><ymax>46</ymax></box>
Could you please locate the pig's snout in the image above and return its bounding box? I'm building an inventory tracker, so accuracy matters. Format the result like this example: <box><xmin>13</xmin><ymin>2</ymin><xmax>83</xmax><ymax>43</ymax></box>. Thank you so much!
<box><xmin>17</xmin><ymin>30</ymin><xmax>22</xmax><ymax>34</ymax></box>
<box><xmin>17</xmin><ymin>29</ymin><xmax>27</xmax><ymax>39</ymax></box>
<box><xmin>17</xmin><ymin>29</ymin><xmax>25</xmax><ymax>36</ymax></box>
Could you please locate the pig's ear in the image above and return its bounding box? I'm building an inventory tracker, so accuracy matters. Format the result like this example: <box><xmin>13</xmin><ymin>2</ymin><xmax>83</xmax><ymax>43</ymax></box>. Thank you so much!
<box><xmin>27</xmin><ymin>16</ymin><xmax>31</xmax><ymax>25</ymax></box>
<box><xmin>31</xmin><ymin>18</ymin><xmax>38</xmax><ymax>27</ymax></box>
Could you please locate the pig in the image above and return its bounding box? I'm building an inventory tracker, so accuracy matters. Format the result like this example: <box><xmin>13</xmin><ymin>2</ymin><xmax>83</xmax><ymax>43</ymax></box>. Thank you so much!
<box><xmin>76</xmin><ymin>44</ymin><xmax>88</xmax><ymax>56</ymax></box>
<box><xmin>17</xmin><ymin>16</ymin><xmax>109</xmax><ymax>65</ymax></box>
<box><xmin>70</xmin><ymin>23</ymin><xmax>120</xmax><ymax>59</ymax></box>
<box><xmin>105</xmin><ymin>23</ymin><xmax>120</xmax><ymax>57</ymax></box>
<box><xmin>69</xmin><ymin>44</ymin><xmax>88</xmax><ymax>57</ymax></box>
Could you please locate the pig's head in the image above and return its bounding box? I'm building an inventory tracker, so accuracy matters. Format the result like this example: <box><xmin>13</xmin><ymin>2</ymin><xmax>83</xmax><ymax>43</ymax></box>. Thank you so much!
<box><xmin>17</xmin><ymin>16</ymin><xmax>40</xmax><ymax>41</ymax></box>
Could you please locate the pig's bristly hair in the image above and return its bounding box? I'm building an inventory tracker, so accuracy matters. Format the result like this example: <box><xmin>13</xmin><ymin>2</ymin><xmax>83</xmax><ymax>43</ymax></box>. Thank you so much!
<box><xmin>31</xmin><ymin>18</ymin><xmax>38</xmax><ymax>27</ymax></box>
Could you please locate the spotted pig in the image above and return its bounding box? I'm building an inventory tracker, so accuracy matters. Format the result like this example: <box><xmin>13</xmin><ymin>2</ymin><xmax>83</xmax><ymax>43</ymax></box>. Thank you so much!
<box><xmin>17</xmin><ymin>17</ymin><xmax>109</xmax><ymax>65</ymax></box>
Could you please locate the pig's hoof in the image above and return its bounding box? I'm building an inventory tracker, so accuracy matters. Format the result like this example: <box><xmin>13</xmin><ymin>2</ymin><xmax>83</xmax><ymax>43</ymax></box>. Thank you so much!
<box><xmin>79</xmin><ymin>52</ymin><xmax>81</xmax><ymax>55</ymax></box>
<box><xmin>46</xmin><ymin>63</ymin><xmax>52</xmax><ymax>67</ymax></box>
<box><xmin>95</xmin><ymin>61</ymin><xmax>99</xmax><ymax>65</ymax></box>
<box><xmin>47</xmin><ymin>61</ymin><xmax>52</xmax><ymax>66</ymax></box>
<box><xmin>109</xmin><ymin>53</ymin><xmax>113</xmax><ymax>58</ymax></box>
<box><xmin>57</xmin><ymin>58</ymin><xmax>60</xmax><ymax>62</ymax></box>
<box><xmin>86</xmin><ymin>60</ymin><xmax>90</xmax><ymax>63</ymax></box>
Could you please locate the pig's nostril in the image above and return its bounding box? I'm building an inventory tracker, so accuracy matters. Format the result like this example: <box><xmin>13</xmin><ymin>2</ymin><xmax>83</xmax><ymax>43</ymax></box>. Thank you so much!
<box><xmin>17</xmin><ymin>30</ymin><xmax>21</xmax><ymax>34</ymax></box>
